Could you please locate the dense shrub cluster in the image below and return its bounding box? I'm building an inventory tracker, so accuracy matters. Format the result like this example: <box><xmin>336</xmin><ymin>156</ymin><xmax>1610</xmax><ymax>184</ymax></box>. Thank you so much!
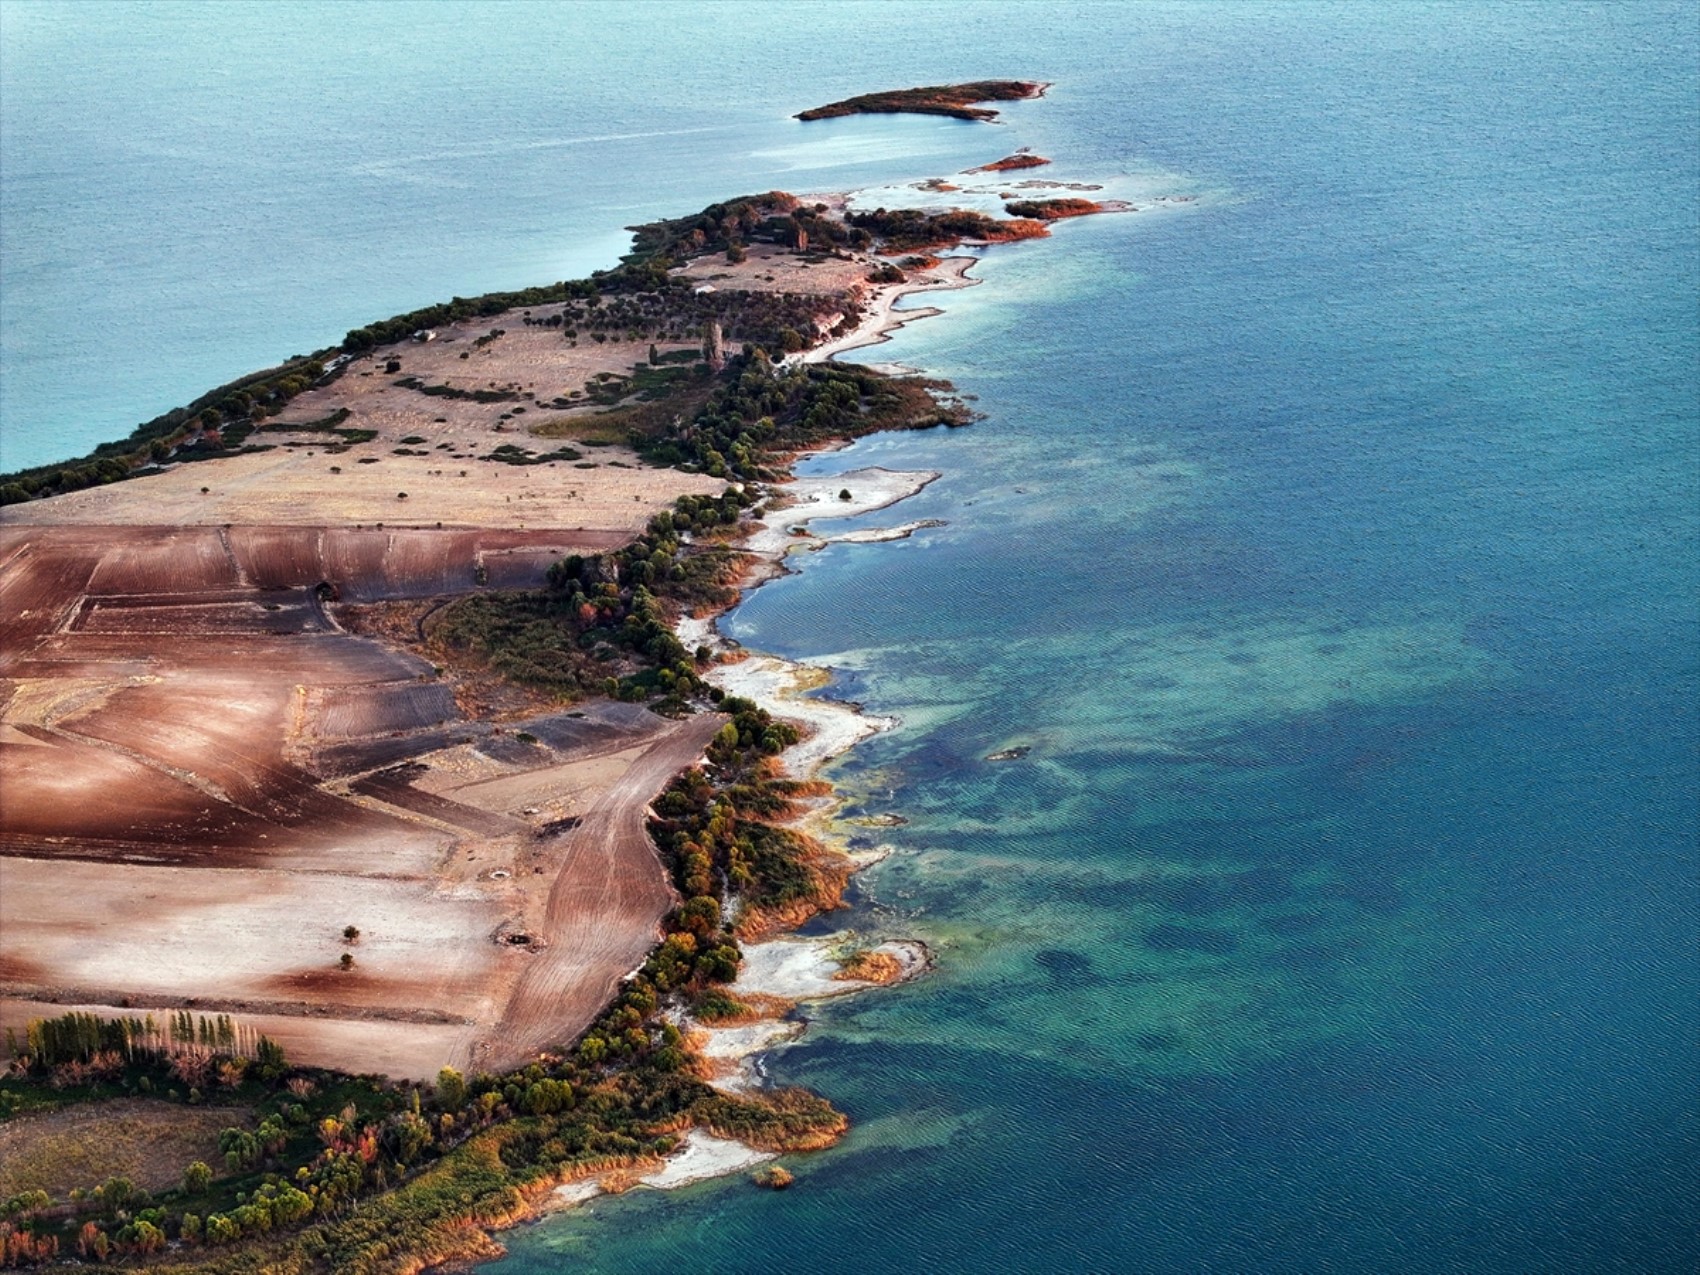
<box><xmin>541</xmin><ymin>284</ymin><xmax>852</xmax><ymax>356</ymax></box>
<box><xmin>1002</xmin><ymin>198</ymin><xmax>1103</xmax><ymax>220</ymax></box>
<box><xmin>648</xmin><ymin>698</ymin><xmax>845</xmax><ymax>932</ymax></box>
<box><xmin>620</xmin><ymin>191</ymin><xmax>803</xmax><ymax>268</ymax></box>
<box><xmin>846</xmin><ymin>206</ymin><xmax>1049</xmax><ymax>251</ymax></box>
<box><xmin>481</xmin><ymin>443</ymin><xmax>583</xmax><ymax>466</ymax></box>
<box><xmin>433</xmin><ymin>488</ymin><xmax>754</xmax><ymax>712</ymax></box>
<box><xmin>391</xmin><ymin>376</ymin><xmax>519</xmax><ymax>403</ymax></box>
<box><xmin>637</xmin><ymin>352</ymin><xmax>971</xmax><ymax>479</ymax></box>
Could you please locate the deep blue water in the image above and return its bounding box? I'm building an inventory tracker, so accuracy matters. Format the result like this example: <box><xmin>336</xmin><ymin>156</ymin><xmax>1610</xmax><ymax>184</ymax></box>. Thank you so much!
<box><xmin>3</xmin><ymin>3</ymin><xmax>1695</xmax><ymax>1272</ymax></box>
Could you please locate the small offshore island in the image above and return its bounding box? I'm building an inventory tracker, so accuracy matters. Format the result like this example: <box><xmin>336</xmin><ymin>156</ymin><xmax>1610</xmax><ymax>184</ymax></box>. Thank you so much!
<box><xmin>0</xmin><ymin>85</ymin><xmax>1112</xmax><ymax>1273</ymax></box>
<box><xmin>795</xmin><ymin>79</ymin><xmax>1046</xmax><ymax>122</ymax></box>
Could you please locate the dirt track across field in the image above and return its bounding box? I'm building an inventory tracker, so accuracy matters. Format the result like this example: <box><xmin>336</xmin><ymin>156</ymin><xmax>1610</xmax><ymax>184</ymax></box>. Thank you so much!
<box><xmin>0</xmin><ymin>519</ymin><xmax>720</xmax><ymax>1079</ymax></box>
<box><xmin>487</xmin><ymin>714</ymin><xmax>722</xmax><ymax>1064</ymax></box>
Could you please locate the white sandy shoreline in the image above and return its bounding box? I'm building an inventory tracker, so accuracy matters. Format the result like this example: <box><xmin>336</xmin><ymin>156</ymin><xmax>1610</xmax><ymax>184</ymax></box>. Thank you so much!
<box><xmin>803</xmin><ymin>253</ymin><xmax>980</xmax><ymax>363</ymax></box>
<box><xmin>549</xmin><ymin>258</ymin><xmax>960</xmax><ymax>1212</ymax></box>
<box><xmin>479</xmin><ymin>180</ymin><xmax>1026</xmax><ymax>1225</ymax></box>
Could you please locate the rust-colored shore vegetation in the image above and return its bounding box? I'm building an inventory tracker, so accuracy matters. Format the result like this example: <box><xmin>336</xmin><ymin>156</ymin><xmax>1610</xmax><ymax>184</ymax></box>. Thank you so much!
<box><xmin>834</xmin><ymin>949</ymin><xmax>907</xmax><ymax>986</ymax></box>
<box><xmin>968</xmin><ymin>151</ymin><xmax>1052</xmax><ymax>173</ymax></box>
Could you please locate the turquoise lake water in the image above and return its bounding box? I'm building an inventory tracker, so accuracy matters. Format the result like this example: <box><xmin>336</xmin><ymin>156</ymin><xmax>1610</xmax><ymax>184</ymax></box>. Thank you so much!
<box><xmin>3</xmin><ymin>3</ymin><xmax>1695</xmax><ymax>1271</ymax></box>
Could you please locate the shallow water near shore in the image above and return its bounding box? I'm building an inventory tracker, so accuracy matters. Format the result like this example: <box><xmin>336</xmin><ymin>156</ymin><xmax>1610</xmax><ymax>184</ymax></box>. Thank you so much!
<box><xmin>6</xmin><ymin>3</ymin><xmax>1696</xmax><ymax>1272</ymax></box>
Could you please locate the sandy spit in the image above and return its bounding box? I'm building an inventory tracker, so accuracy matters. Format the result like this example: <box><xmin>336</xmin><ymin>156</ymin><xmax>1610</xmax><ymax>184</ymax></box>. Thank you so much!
<box><xmin>802</xmin><ymin>254</ymin><xmax>979</xmax><ymax>363</ymax></box>
<box><xmin>549</xmin><ymin>1130</ymin><xmax>775</xmax><ymax>1210</ymax></box>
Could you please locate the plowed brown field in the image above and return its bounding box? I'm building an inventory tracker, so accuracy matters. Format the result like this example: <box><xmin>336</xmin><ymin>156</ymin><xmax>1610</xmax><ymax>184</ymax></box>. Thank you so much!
<box><xmin>0</xmin><ymin>522</ymin><xmax>720</xmax><ymax>1079</ymax></box>
<box><xmin>0</xmin><ymin>254</ymin><xmax>763</xmax><ymax>1082</ymax></box>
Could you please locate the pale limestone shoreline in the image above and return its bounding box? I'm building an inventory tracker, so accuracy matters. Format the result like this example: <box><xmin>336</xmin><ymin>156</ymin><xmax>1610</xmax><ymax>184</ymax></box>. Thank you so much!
<box><xmin>665</xmin><ymin>457</ymin><xmax>943</xmax><ymax>1094</ymax></box>
<box><xmin>741</xmin><ymin>466</ymin><xmax>943</xmax><ymax>562</ymax></box>
<box><xmin>585</xmin><ymin>460</ymin><xmax>945</xmax><ymax>1206</ymax></box>
<box><xmin>693</xmin><ymin>935</ymin><xmax>932</xmax><ymax>1093</ymax></box>
<box><xmin>549</xmin><ymin>1130</ymin><xmax>775</xmax><ymax>1210</ymax></box>
<box><xmin>546</xmin><ymin>933</ymin><xmax>930</xmax><ymax>1211</ymax></box>
<box><xmin>802</xmin><ymin>253</ymin><xmax>980</xmax><ymax>363</ymax></box>
<box><xmin>552</xmin><ymin>196</ymin><xmax>970</xmax><ymax>1214</ymax></box>
<box><xmin>676</xmin><ymin>460</ymin><xmax>945</xmax><ymax>785</ymax></box>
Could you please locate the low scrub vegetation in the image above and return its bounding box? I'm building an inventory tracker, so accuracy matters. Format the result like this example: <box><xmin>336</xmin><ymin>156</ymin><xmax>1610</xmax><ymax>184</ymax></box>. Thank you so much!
<box><xmin>431</xmin><ymin>487</ymin><xmax>753</xmax><ymax>712</ymax></box>
<box><xmin>480</xmin><ymin>443</ymin><xmax>583</xmax><ymax>466</ymax></box>
<box><xmin>1002</xmin><ymin>197</ymin><xmax>1103</xmax><ymax>220</ymax></box>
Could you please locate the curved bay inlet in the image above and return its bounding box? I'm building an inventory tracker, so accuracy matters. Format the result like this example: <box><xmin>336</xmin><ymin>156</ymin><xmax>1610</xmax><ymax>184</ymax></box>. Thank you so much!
<box><xmin>1</xmin><ymin>5</ymin><xmax>1696</xmax><ymax>1275</ymax></box>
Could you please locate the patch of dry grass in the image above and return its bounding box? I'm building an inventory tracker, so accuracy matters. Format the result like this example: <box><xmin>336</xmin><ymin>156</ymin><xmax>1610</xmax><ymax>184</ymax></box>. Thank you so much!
<box><xmin>527</xmin><ymin>415</ymin><xmax>631</xmax><ymax>446</ymax></box>
<box><xmin>0</xmin><ymin>1099</ymin><xmax>246</xmax><ymax>1198</ymax></box>
<box><xmin>529</xmin><ymin>375</ymin><xmax>718</xmax><ymax>449</ymax></box>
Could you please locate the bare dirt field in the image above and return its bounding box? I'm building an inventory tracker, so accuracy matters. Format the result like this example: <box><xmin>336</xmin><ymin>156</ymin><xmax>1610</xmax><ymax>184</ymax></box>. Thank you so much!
<box><xmin>4</xmin><ymin>437</ymin><xmax>720</xmax><ymax>532</ymax></box>
<box><xmin>0</xmin><ymin>521</ymin><xmax>720</xmax><ymax>1080</ymax></box>
<box><xmin>489</xmin><ymin>714</ymin><xmax>722</xmax><ymax>1066</ymax></box>
<box><xmin>3</xmin><ymin>304</ymin><xmax>721</xmax><ymax>532</ymax></box>
<box><xmin>674</xmin><ymin>239</ymin><xmax>874</xmax><ymax>299</ymax></box>
<box><xmin>0</xmin><ymin>221</ymin><xmax>910</xmax><ymax>1084</ymax></box>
